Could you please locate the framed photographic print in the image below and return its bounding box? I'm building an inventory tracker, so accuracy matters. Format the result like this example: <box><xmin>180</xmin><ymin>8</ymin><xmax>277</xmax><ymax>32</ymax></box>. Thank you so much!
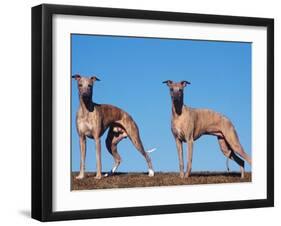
<box><xmin>32</xmin><ymin>4</ymin><xmax>274</xmax><ymax>221</ymax></box>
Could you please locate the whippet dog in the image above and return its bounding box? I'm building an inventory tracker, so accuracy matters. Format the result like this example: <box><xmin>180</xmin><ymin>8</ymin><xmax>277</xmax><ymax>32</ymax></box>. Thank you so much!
<box><xmin>72</xmin><ymin>74</ymin><xmax>154</xmax><ymax>179</ymax></box>
<box><xmin>163</xmin><ymin>80</ymin><xmax>252</xmax><ymax>179</ymax></box>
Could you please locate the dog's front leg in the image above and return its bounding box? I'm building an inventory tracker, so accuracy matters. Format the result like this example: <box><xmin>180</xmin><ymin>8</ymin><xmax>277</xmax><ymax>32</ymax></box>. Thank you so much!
<box><xmin>76</xmin><ymin>135</ymin><xmax>86</xmax><ymax>179</ymax></box>
<box><xmin>95</xmin><ymin>138</ymin><xmax>102</xmax><ymax>179</ymax></box>
<box><xmin>185</xmin><ymin>140</ymin><xmax>193</xmax><ymax>178</ymax></box>
<box><xmin>175</xmin><ymin>138</ymin><xmax>184</xmax><ymax>178</ymax></box>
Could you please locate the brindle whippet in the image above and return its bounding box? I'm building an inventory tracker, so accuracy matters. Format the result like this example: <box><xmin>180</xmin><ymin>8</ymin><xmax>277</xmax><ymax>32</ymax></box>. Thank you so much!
<box><xmin>72</xmin><ymin>74</ymin><xmax>154</xmax><ymax>179</ymax></box>
<box><xmin>163</xmin><ymin>80</ymin><xmax>252</xmax><ymax>179</ymax></box>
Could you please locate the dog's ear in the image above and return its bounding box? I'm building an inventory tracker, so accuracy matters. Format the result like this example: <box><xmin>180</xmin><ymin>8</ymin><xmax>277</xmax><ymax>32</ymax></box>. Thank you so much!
<box><xmin>181</xmin><ymin>80</ymin><xmax>191</xmax><ymax>87</ymax></box>
<box><xmin>163</xmin><ymin>80</ymin><xmax>173</xmax><ymax>86</ymax></box>
<box><xmin>72</xmin><ymin>74</ymin><xmax>81</xmax><ymax>80</ymax></box>
<box><xmin>90</xmin><ymin>76</ymin><xmax>101</xmax><ymax>82</ymax></box>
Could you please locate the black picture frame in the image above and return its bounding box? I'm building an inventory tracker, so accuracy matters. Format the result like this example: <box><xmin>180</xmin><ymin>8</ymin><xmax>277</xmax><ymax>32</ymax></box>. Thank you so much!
<box><xmin>31</xmin><ymin>3</ymin><xmax>274</xmax><ymax>222</ymax></box>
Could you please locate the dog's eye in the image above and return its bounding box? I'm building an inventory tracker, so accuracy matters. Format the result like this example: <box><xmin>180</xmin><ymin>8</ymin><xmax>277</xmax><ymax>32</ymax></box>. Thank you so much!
<box><xmin>78</xmin><ymin>84</ymin><xmax>82</xmax><ymax>87</ymax></box>
<box><xmin>88</xmin><ymin>84</ymin><xmax>92</xmax><ymax>88</ymax></box>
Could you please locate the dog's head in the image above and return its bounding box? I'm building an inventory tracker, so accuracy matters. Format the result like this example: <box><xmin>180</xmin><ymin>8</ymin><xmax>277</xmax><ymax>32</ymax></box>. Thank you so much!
<box><xmin>72</xmin><ymin>74</ymin><xmax>100</xmax><ymax>98</ymax></box>
<box><xmin>163</xmin><ymin>80</ymin><xmax>190</xmax><ymax>101</ymax></box>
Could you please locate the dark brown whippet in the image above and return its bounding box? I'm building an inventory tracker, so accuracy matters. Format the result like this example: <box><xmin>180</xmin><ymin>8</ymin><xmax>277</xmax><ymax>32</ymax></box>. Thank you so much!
<box><xmin>72</xmin><ymin>74</ymin><xmax>154</xmax><ymax>179</ymax></box>
<box><xmin>163</xmin><ymin>80</ymin><xmax>252</xmax><ymax>179</ymax></box>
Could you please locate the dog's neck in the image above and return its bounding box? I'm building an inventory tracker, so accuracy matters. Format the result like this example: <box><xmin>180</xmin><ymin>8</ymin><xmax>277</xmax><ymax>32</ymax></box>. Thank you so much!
<box><xmin>79</xmin><ymin>95</ymin><xmax>95</xmax><ymax>112</ymax></box>
<box><xmin>172</xmin><ymin>96</ymin><xmax>184</xmax><ymax>116</ymax></box>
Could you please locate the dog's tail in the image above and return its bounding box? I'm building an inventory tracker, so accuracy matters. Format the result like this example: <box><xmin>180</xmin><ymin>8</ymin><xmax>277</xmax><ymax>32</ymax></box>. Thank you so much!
<box><xmin>146</xmin><ymin>148</ymin><xmax>157</xmax><ymax>153</ymax></box>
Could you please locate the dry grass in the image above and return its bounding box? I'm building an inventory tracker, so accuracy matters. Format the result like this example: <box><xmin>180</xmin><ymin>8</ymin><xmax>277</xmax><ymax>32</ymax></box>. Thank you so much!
<box><xmin>71</xmin><ymin>171</ymin><xmax>251</xmax><ymax>190</ymax></box>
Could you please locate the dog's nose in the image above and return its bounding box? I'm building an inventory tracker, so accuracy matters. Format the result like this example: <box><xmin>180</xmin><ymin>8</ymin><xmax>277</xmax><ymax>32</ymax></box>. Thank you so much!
<box><xmin>81</xmin><ymin>92</ymin><xmax>89</xmax><ymax>97</ymax></box>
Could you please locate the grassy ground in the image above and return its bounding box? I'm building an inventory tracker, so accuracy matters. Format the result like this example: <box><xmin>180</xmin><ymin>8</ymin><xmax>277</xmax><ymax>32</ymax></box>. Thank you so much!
<box><xmin>71</xmin><ymin>171</ymin><xmax>251</xmax><ymax>190</ymax></box>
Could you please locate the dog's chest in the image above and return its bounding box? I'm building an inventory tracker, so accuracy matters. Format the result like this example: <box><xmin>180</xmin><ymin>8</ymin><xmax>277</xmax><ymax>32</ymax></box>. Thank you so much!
<box><xmin>171</xmin><ymin>112</ymin><xmax>194</xmax><ymax>141</ymax></box>
<box><xmin>77</xmin><ymin>113</ymin><xmax>99</xmax><ymax>138</ymax></box>
<box><xmin>172</xmin><ymin>119</ymin><xmax>187</xmax><ymax>141</ymax></box>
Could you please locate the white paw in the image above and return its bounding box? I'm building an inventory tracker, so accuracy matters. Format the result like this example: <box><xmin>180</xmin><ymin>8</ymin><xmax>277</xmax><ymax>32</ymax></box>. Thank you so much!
<box><xmin>95</xmin><ymin>174</ymin><xmax>102</xmax><ymax>180</ymax></box>
<box><xmin>75</xmin><ymin>174</ymin><xmax>84</xmax><ymax>180</ymax></box>
<box><xmin>148</xmin><ymin>169</ymin><xmax>154</xmax><ymax>177</ymax></box>
<box><xmin>111</xmin><ymin>166</ymin><xmax>118</xmax><ymax>174</ymax></box>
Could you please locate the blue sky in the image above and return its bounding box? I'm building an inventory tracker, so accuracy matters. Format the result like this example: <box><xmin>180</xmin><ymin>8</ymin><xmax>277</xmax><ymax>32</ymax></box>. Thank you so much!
<box><xmin>71</xmin><ymin>34</ymin><xmax>251</xmax><ymax>173</ymax></box>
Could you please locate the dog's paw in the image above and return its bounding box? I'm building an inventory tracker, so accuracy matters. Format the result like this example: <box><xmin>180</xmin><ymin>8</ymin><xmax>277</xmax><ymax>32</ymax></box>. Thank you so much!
<box><xmin>179</xmin><ymin>172</ymin><xmax>184</xmax><ymax>178</ymax></box>
<box><xmin>148</xmin><ymin>169</ymin><xmax>154</xmax><ymax>177</ymax></box>
<box><xmin>184</xmin><ymin>173</ymin><xmax>191</xmax><ymax>178</ymax></box>
<box><xmin>95</xmin><ymin>174</ymin><xmax>102</xmax><ymax>180</ymax></box>
<box><xmin>75</xmin><ymin>174</ymin><xmax>84</xmax><ymax>180</ymax></box>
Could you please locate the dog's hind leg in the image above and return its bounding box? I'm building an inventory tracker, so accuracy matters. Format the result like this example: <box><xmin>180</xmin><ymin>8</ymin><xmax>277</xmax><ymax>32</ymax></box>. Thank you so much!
<box><xmin>222</xmin><ymin>125</ymin><xmax>252</xmax><ymax>166</ymax></box>
<box><xmin>105</xmin><ymin>127</ymin><xmax>126</xmax><ymax>174</ymax></box>
<box><xmin>218</xmin><ymin>137</ymin><xmax>245</xmax><ymax>178</ymax></box>
<box><xmin>128</xmin><ymin>128</ymin><xmax>154</xmax><ymax>177</ymax></box>
<box><xmin>120</xmin><ymin>117</ymin><xmax>154</xmax><ymax>177</ymax></box>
